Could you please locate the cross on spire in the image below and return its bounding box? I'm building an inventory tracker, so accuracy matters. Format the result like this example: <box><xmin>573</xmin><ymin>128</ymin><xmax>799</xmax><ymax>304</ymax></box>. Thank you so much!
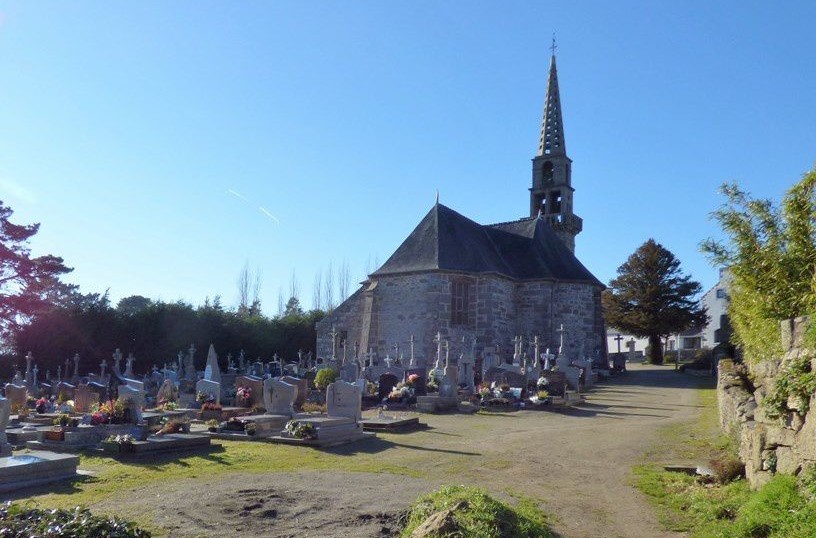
<box><xmin>550</xmin><ymin>33</ymin><xmax>557</xmax><ymax>57</ymax></box>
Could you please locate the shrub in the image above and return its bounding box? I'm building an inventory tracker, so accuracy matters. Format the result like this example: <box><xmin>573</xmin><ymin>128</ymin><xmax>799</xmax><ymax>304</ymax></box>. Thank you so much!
<box><xmin>400</xmin><ymin>485</ymin><xmax>553</xmax><ymax>538</ymax></box>
<box><xmin>300</xmin><ymin>402</ymin><xmax>326</xmax><ymax>413</ymax></box>
<box><xmin>0</xmin><ymin>502</ymin><xmax>151</xmax><ymax>537</ymax></box>
<box><xmin>314</xmin><ymin>368</ymin><xmax>338</xmax><ymax>391</ymax></box>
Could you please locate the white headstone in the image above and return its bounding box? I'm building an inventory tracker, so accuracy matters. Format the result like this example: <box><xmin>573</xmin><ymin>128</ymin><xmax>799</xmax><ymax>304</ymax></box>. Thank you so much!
<box><xmin>117</xmin><ymin>382</ymin><xmax>145</xmax><ymax>423</ymax></box>
<box><xmin>263</xmin><ymin>378</ymin><xmax>297</xmax><ymax>417</ymax></box>
<box><xmin>205</xmin><ymin>344</ymin><xmax>221</xmax><ymax>384</ymax></box>
<box><xmin>0</xmin><ymin>397</ymin><xmax>10</xmax><ymax>456</ymax></box>
<box><xmin>196</xmin><ymin>378</ymin><xmax>221</xmax><ymax>405</ymax></box>
<box><xmin>326</xmin><ymin>381</ymin><xmax>362</xmax><ymax>421</ymax></box>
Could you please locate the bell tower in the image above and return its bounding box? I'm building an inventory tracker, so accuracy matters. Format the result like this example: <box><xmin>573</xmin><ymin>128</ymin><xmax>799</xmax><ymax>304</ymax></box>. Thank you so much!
<box><xmin>529</xmin><ymin>42</ymin><xmax>583</xmax><ymax>253</ymax></box>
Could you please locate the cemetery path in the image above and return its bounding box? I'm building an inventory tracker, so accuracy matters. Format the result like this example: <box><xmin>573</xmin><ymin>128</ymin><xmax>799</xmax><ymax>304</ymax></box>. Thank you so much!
<box><xmin>83</xmin><ymin>363</ymin><xmax>701</xmax><ymax>538</ymax></box>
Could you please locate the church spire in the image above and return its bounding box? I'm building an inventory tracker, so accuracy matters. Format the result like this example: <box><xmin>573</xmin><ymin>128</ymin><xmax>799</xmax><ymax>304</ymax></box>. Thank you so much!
<box><xmin>536</xmin><ymin>38</ymin><xmax>566</xmax><ymax>157</ymax></box>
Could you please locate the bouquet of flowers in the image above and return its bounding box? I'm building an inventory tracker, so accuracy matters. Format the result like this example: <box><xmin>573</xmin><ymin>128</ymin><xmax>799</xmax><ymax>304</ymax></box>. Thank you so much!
<box><xmin>105</xmin><ymin>433</ymin><xmax>135</xmax><ymax>446</ymax></box>
<box><xmin>196</xmin><ymin>391</ymin><xmax>216</xmax><ymax>404</ymax></box>
<box><xmin>35</xmin><ymin>397</ymin><xmax>49</xmax><ymax>414</ymax></box>
<box><xmin>284</xmin><ymin>420</ymin><xmax>317</xmax><ymax>440</ymax></box>
<box><xmin>386</xmin><ymin>383</ymin><xmax>413</xmax><ymax>403</ymax></box>
<box><xmin>405</xmin><ymin>374</ymin><xmax>420</xmax><ymax>386</ymax></box>
<box><xmin>236</xmin><ymin>386</ymin><xmax>252</xmax><ymax>401</ymax></box>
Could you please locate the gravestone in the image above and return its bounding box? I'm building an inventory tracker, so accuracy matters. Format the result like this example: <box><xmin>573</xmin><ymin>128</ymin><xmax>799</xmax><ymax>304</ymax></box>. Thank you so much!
<box><xmin>74</xmin><ymin>384</ymin><xmax>97</xmax><ymax>413</ymax></box>
<box><xmin>340</xmin><ymin>362</ymin><xmax>360</xmax><ymax>383</ymax></box>
<box><xmin>541</xmin><ymin>371</ymin><xmax>567</xmax><ymax>397</ymax></box>
<box><xmin>3</xmin><ymin>384</ymin><xmax>26</xmax><ymax>413</ymax></box>
<box><xmin>483</xmin><ymin>368</ymin><xmax>526</xmax><ymax>389</ymax></box>
<box><xmin>156</xmin><ymin>379</ymin><xmax>176</xmax><ymax>404</ymax></box>
<box><xmin>54</xmin><ymin>381</ymin><xmax>76</xmax><ymax>400</ymax></box>
<box><xmin>87</xmin><ymin>381</ymin><xmax>107</xmax><ymax>403</ymax></box>
<box><xmin>235</xmin><ymin>376</ymin><xmax>264</xmax><ymax>408</ymax></box>
<box><xmin>326</xmin><ymin>381</ymin><xmax>362</xmax><ymax>421</ymax></box>
<box><xmin>205</xmin><ymin>344</ymin><xmax>222</xmax><ymax>384</ymax></box>
<box><xmin>438</xmin><ymin>376</ymin><xmax>456</xmax><ymax>398</ymax></box>
<box><xmin>0</xmin><ymin>397</ymin><xmax>10</xmax><ymax>456</ymax></box>
<box><xmin>117</xmin><ymin>381</ymin><xmax>145</xmax><ymax>423</ymax></box>
<box><xmin>196</xmin><ymin>379</ymin><xmax>221</xmax><ymax>406</ymax></box>
<box><xmin>263</xmin><ymin>378</ymin><xmax>297</xmax><ymax>417</ymax></box>
<box><xmin>280</xmin><ymin>376</ymin><xmax>308</xmax><ymax>409</ymax></box>
<box><xmin>405</xmin><ymin>367</ymin><xmax>427</xmax><ymax>396</ymax></box>
<box><xmin>378</xmin><ymin>373</ymin><xmax>399</xmax><ymax>403</ymax></box>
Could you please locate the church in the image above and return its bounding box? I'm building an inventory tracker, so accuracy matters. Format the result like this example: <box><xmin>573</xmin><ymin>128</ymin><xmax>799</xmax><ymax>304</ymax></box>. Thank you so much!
<box><xmin>316</xmin><ymin>52</ymin><xmax>606</xmax><ymax>366</ymax></box>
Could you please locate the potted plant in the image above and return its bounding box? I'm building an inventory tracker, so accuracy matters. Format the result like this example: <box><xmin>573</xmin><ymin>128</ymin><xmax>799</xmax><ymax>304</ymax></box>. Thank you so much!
<box><xmin>102</xmin><ymin>433</ymin><xmax>136</xmax><ymax>453</ymax></box>
<box><xmin>245</xmin><ymin>422</ymin><xmax>257</xmax><ymax>436</ymax></box>
<box><xmin>206</xmin><ymin>419</ymin><xmax>220</xmax><ymax>433</ymax></box>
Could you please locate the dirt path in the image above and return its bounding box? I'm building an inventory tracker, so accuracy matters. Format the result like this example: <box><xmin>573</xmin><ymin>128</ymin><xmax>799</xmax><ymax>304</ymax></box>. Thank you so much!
<box><xmin>87</xmin><ymin>363</ymin><xmax>702</xmax><ymax>538</ymax></box>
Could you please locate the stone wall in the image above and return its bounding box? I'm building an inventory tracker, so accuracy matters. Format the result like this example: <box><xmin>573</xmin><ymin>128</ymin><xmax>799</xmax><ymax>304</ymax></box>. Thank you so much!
<box><xmin>318</xmin><ymin>270</ymin><xmax>605</xmax><ymax>367</ymax></box>
<box><xmin>718</xmin><ymin>316</ymin><xmax>816</xmax><ymax>488</ymax></box>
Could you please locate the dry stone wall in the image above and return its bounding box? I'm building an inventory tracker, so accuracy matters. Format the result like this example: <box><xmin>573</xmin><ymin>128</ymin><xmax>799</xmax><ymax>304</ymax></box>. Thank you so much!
<box><xmin>718</xmin><ymin>316</ymin><xmax>816</xmax><ymax>488</ymax></box>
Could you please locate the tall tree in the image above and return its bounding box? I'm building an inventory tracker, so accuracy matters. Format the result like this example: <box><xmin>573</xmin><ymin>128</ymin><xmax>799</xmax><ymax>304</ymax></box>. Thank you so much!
<box><xmin>603</xmin><ymin>239</ymin><xmax>706</xmax><ymax>364</ymax></box>
<box><xmin>0</xmin><ymin>201</ymin><xmax>72</xmax><ymax>342</ymax></box>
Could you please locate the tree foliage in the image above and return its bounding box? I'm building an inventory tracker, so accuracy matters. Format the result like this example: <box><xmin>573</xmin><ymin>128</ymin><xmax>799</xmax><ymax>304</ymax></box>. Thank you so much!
<box><xmin>10</xmin><ymin>294</ymin><xmax>324</xmax><ymax>379</ymax></box>
<box><xmin>0</xmin><ymin>200</ymin><xmax>72</xmax><ymax>342</ymax></box>
<box><xmin>603</xmin><ymin>239</ymin><xmax>706</xmax><ymax>364</ymax></box>
<box><xmin>701</xmin><ymin>167</ymin><xmax>816</xmax><ymax>361</ymax></box>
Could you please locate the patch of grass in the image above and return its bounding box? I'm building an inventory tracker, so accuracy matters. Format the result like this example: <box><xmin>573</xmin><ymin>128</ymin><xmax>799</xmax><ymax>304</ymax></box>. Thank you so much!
<box><xmin>635</xmin><ymin>378</ymin><xmax>816</xmax><ymax>538</ymax></box>
<box><xmin>400</xmin><ymin>485</ymin><xmax>554</xmax><ymax>538</ymax></box>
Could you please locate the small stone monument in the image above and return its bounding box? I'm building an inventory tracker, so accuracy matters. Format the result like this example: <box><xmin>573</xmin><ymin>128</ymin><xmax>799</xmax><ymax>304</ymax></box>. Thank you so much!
<box><xmin>196</xmin><ymin>378</ymin><xmax>221</xmax><ymax>406</ymax></box>
<box><xmin>205</xmin><ymin>344</ymin><xmax>222</xmax><ymax>384</ymax></box>
<box><xmin>263</xmin><ymin>378</ymin><xmax>297</xmax><ymax>417</ymax></box>
<box><xmin>0</xmin><ymin>397</ymin><xmax>11</xmax><ymax>456</ymax></box>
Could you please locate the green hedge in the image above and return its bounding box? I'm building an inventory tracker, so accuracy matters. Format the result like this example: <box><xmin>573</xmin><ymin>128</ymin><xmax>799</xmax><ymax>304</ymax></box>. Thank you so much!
<box><xmin>0</xmin><ymin>503</ymin><xmax>151</xmax><ymax>538</ymax></box>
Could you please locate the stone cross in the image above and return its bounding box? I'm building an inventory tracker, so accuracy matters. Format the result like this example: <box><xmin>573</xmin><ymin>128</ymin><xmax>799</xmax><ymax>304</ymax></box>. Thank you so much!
<box><xmin>556</xmin><ymin>324</ymin><xmax>566</xmax><ymax>355</ymax></box>
<box><xmin>297</xmin><ymin>349</ymin><xmax>304</xmax><ymax>369</ymax></box>
<box><xmin>614</xmin><ymin>333</ymin><xmax>624</xmax><ymax>354</ymax></box>
<box><xmin>543</xmin><ymin>348</ymin><xmax>554</xmax><ymax>370</ymax></box>
<box><xmin>353</xmin><ymin>341</ymin><xmax>360</xmax><ymax>360</ymax></box>
<box><xmin>99</xmin><ymin>360</ymin><xmax>107</xmax><ymax>379</ymax></box>
<box><xmin>409</xmin><ymin>335</ymin><xmax>415</xmax><ymax>367</ymax></box>
<box><xmin>533</xmin><ymin>336</ymin><xmax>541</xmax><ymax>368</ymax></box>
<box><xmin>342</xmin><ymin>339</ymin><xmax>347</xmax><ymax>365</ymax></box>
<box><xmin>392</xmin><ymin>342</ymin><xmax>400</xmax><ymax>362</ymax></box>
<box><xmin>73</xmin><ymin>353</ymin><xmax>80</xmax><ymax>379</ymax></box>
<box><xmin>45</xmin><ymin>369</ymin><xmax>50</xmax><ymax>382</ymax></box>
<box><xmin>31</xmin><ymin>365</ymin><xmax>39</xmax><ymax>388</ymax></box>
<box><xmin>64</xmin><ymin>358</ymin><xmax>71</xmax><ymax>378</ymax></box>
<box><xmin>444</xmin><ymin>340</ymin><xmax>450</xmax><ymax>369</ymax></box>
<box><xmin>57</xmin><ymin>365</ymin><xmax>62</xmax><ymax>382</ymax></box>
<box><xmin>125</xmin><ymin>353</ymin><xmax>135</xmax><ymax>378</ymax></box>
<box><xmin>433</xmin><ymin>331</ymin><xmax>443</xmax><ymax>369</ymax></box>
<box><xmin>330</xmin><ymin>326</ymin><xmax>339</xmax><ymax>359</ymax></box>
<box><xmin>239</xmin><ymin>350</ymin><xmax>246</xmax><ymax>373</ymax></box>
<box><xmin>113</xmin><ymin>348</ymin><xmax>124</xmax><ymax>376</ymax></box>
<box><xmin>177</xmin><ymin>351</ymin><xmax>184</xmax><ymax>372</ymax></box>
<box><xmin>226</xmin><ymin>352</ymin><xmax>234</xmax><ymax>370</ymax></box>
<box><xmin>25</xmin><ymin>352</ymin><xmax>33</xmax><ymax>385</ymax></box>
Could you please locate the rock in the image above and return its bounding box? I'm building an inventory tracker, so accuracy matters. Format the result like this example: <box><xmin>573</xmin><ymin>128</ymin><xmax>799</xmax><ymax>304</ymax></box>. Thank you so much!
<box><xmin>776</xmin><ymin>446</ymin><xmax>801</xmax><ymax>475</ymax></box>
<box><xmin>409</xmin><ymin>501</ymin><xmax>467</xmax><ymax>538</ymax></box>
<box><xmin>765</xmin><ymin>425</ymin><xmax>795</xmax><ymax>447</ymax></box>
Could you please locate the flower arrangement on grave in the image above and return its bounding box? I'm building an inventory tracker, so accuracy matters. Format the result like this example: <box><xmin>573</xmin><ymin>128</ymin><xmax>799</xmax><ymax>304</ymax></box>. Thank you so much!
<box><xmin>386</xmin><ymin>381</ymin><xmax>415</xmax><ymax>404</ymax></box>
<box><xmin>406</xmin><ymin>374</ymin><xmax>420</xmax><ymax>386</ymax></box>
<box><xmin>206</xmin><ymin>419</ymin><xmax>220</xmax><ymax>432</ymax></box>
<box><xmin>57</xmin><ymin>400</ymin><xmax>74</xmax><ymax>414</ymax></box>
<box><xmin>200</xmin><ymin>401</ymin><xmax>223</xmax><ymax>411</ymax></box>
<box><xmin>26</xmin><ymin>395</ymin><xmax>37</xmax><ymax>409</ymax></box>
<box><xmin>478</xmin><ymin>384</ymin><xmax>492</xmax><ymax>401</ymax></box>
<box><xmin>35</xmin><ymin>397</ymin><xmax>49</xmax><ymax>414</ymax></box>
<box><xmin>236</xmin><ymin>386</ymin><xmax>252</xmax><ymax>402</ymax></box>
<box><xmin>52</xmin><ymin>414</ymin><xmax>79</xmax><ymax>429</ymax></box>
<box><xmin>158</xmin><ymin>418</ymin><xmax>189</xmax><ymax>435</ymax></box>
<box><xmin>196</xmin><ymin>391</ymin><xmax>215</xmax><ymax>404</ymax></box>
<box><xmin>536</xmin><ymin>390</ymin><xmax>550</xmax><ymax>401</ymax></box>
<box><xmin>365</xmin><ymin>381</ymin><xmax>378</xmax><ymax>397</ymax></box>
<box><xmin>284</xmin><ymin>419</ymin><xmax>317</xmax><ymax>440</ymax></box>
<box><xmin>224</xmin><ymin>417</ymin><xmax>246</xmax><ymax>431</ymax></box>
<box><xmin>426</xmin><ymin>377</ymin><xmax>439</xmax><ymax>393</ymax></box>
<box><xmin>104</xmin><ymin>433</ymin><xmax>136</xmax><ymax>447</ymax></box>
<box><xmin>160</xmin><ymin>400</ymin><xmax>179</xmax><ymax>411</ymax></box>
<box><xmin>245</xmin><ymin>422</ymin><xmax>257</xmax><ymax>436</ymax></box>
<box><xmin>536</xmin><ymin>376</ymin><xmax>549</xmax><ymax>390</ymax></box>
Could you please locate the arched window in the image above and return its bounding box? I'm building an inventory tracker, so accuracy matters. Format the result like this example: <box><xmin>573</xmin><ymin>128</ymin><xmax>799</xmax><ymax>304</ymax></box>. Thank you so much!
<box><xmin>542</xmin><ymin>161</ymin><xmax>554</xmax><ymax>182</ymax></box>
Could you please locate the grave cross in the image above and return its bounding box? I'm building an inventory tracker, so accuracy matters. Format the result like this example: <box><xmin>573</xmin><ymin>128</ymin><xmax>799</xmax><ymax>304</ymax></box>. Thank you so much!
<box><xmin>31</xmin><ymin>365</ymin><xmax>38</xmax><ymax>387</ymax></box>
<box><xmin>533</xmin><ymin>336</ymin><xmax>541</xmax><ymax>368</ymax></box>
<box><xmin>409</xmin><ymin>335</ymin><xmax>415</xmax><ymax>367</ymax></box>
<box><xmin>73</xmin><ymin>353</ymin><xmax>80</xmax><ymax>378</ymax></box>
<box><xmin>113</xmin><ymin>348</ymin><xmax>123</xmax><ymax>376</ymax></box>
<box><xmin>444</xmin><ymin>340</ymin><xmax>450</xmax><ymax>369</ymax></box>
<box><xmin>392</xmin><ymin>342</ymin><xmax>400</xmax><ymax>362</ymax></box>
<box><xmin>57</xmin><ymin>365</ymin><xmax>62</xmax><ymax>382</ymax></box>
<box><xmin>353</xmin><ymin>341</ymin><xmax>360</xmax><ymax>360</ymax></box>
<box><xmin>433</xmin><ymin>331</ymin><xmax>443</xmax><ymax>369</ymax></box>
<box><xmin>297</xmin><ymin>350</ymin><xmax>304</xmax><ymax>369</ymax></box>
<box><xmin>329</xmin><ymin>326</ymin><xmax>339</xmax><ymax>359</ymax></box>
<box><xmin>341</xmin><ymin>339</ymin><xmax>347</xmax><ymax>365</ymax></box>
<box><xmin>614</xmin><ymin>333</ymin><xmax>624</xmax><ymax>354</ymax></box>
<box><xmin>64</xmin><ymin>358</ymin><xmax>71</xmax><ymax>378</ymax></box>
<box><xmin>556</xmin><ymin>324</ymin><xmax>566</xmax><ymax>355</ymax></box>
<box><xmin>99</xmin><ymin>360</ymin><xmax>107</xmax><ymax>379</ymax></box>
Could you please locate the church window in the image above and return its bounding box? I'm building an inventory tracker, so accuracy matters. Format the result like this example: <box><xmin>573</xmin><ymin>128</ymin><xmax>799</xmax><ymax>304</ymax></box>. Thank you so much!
<box><xmin>451</xmin><ymin>281</ymin><xmax>470</xmax><ymax>326</ymax></box>
<box><xmin>542</xmin><ymin>161</ymin><xmax>553</xmax><ymax>182</ymax></box>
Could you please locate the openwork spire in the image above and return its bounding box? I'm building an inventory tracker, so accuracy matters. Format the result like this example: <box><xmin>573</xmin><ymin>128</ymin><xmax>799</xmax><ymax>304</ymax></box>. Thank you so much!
<box><xmin>536</xmin><ymin>51</ymin><xmax>566</xmax><ymax>156</ymax></box>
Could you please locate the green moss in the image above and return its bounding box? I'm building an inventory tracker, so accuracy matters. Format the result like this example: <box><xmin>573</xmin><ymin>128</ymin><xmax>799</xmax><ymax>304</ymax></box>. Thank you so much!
<box><xmin>400</xmin><ymin>485</ymin><xmax>553</xmax><ymax>538</ymax></box>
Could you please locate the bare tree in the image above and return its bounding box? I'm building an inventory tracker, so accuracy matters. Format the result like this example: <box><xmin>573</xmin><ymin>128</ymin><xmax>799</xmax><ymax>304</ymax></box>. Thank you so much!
<box><xmin>289</xmin><ymin>269</ymin><xmax>299</xmax><ymax>302</ymax></box>
<box><xmin>312</xmin><ymin>268</ymin><xmax>323</xmax><ymax>311</ymax></box>
<box><xmin>236</xmin><ymin>262</ymin><xmax>263</xmax><ymax>316</ymax></box>
<box><xmin>324</xmin><ymin>262</ymin><xmax>334</xmax><ymax>312</ymax></box>
<box><xmin>277</xmin><ymin>286</ymin><xmax>284</xmax><ymax>317</ymax></box>
<box><xmin>338</xmin><ymin>259</ymin><xmax>351</xmax><ymax>301</ymax></box>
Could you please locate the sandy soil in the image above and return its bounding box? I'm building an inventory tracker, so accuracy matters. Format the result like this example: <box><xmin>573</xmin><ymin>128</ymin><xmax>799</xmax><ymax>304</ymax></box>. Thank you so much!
<box><xmin>89</xmin><ymin>363</ymin><xmax>701</xmax><ymax>538</ymax></box>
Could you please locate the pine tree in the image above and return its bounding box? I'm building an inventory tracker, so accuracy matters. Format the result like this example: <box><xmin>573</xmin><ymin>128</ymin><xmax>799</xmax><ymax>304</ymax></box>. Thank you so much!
<box><xmin>603</xmin><ymin>239</ymin><xmax>707</xmax><ymax>364</ymax></box>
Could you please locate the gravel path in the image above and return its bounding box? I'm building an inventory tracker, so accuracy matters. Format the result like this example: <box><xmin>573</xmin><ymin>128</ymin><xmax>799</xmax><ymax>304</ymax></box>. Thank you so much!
<box><xmin>90</xmin><ymin>363</ymin><xmax>700</xmax><ymax>538</ymax></box>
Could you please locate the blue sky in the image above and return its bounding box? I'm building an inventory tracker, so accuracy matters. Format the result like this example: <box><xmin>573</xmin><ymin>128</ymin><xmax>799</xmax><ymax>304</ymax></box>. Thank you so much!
<box><xmin>1</xmin><ymin>2</ymin><xmax>814</xmax><ymax>313</ymax></box>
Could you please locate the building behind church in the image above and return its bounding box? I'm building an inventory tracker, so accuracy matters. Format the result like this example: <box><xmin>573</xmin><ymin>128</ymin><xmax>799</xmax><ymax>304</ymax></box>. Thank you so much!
<box><xmin>317</xmin><ymin>52</ymin><xmax>606</xmax><ymax>366</ymax></box>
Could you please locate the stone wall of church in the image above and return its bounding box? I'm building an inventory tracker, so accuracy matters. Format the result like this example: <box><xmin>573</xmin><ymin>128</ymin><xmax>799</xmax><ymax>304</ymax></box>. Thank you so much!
<box><xmin>317</xmin><ymin>272</ymin><xmax>605</xmax><ymax>366</ymax></box>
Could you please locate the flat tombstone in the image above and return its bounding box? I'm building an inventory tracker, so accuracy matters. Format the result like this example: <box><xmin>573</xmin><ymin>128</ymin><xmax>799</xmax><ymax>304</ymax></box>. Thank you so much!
<box><xmin>263</xmin><ymin>378</ymin><xmax>296</xmax><ymax>417</ymax></box>
<box><xmin>378</xmin><ymin>373</ymin><xmax>400</xmax><ymax>403</ymax></box>
<box><xmin>280</xmin><ymin>376</ymin><xmax>307</xmax><ymax>409</ymax></box>
<box><xmin>405</xmin><ymin>368</ymin><xmax>427</xmax><ymax>396</ymax></box>
<box><xmin>235</xmin><ymin>376</ymin><xmax>264</xmax><ymax>408</ymax></box>
<box><xmin>326</xmin><ymin>381</ymin><xmax>362</xmax><ymax>421</ymax></box>
<box><xmin>196</xmin><ymin>379</ymin><xmax>221</xmax><ymax>406</ymax></box>
<box><xmin>3</xmin><ymin>384</ymin><xmax>26</xmax><ymax>413</ymax></box>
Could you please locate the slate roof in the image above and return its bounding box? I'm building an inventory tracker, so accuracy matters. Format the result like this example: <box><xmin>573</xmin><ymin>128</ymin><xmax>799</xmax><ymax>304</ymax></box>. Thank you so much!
<box><xmin>371</xmin><ymin>203</ymin><xmax>603</xmax><ymax>286</ymax></box>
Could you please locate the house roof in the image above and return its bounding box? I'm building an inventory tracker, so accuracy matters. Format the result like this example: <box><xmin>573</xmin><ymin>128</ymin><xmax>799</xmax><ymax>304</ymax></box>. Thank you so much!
<box><xmin>371</xmin><ymin>203</ymin><xmax>603</xmax><ymax>286</ymax></box>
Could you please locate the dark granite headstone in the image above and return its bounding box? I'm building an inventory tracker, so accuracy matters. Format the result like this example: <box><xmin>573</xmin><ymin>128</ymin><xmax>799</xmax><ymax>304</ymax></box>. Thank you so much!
<box><xmin>405</xmin><ymin>368</ymin><xmax>427</xmax><ymax>396</ymax></box>
<box><xmin>378</xmin><ymin>373</ymin><xmax>399</xmax><ymax>403</ymax></box>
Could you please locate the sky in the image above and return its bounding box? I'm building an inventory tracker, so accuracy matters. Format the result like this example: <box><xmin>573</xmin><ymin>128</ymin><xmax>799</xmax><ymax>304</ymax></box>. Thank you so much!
<box><xmin>1</xmin><ymin>1</ymin><xmax>815</xmax><ymax>314</ymax></box>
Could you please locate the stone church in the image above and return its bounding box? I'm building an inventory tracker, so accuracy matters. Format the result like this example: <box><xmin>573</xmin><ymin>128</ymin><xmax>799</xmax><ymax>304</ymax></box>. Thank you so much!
<box><xmin>317</xmin><ymin>53</ymin><xmax>606</xmax><ymax>365</ymax></box>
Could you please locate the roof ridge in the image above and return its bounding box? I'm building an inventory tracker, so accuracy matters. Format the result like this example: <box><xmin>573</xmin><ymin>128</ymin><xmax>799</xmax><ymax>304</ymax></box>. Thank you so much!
<box><xmin>488</xmin><ymin>215</ymin><xmax>538</xmax><ymax>228</ymax></box>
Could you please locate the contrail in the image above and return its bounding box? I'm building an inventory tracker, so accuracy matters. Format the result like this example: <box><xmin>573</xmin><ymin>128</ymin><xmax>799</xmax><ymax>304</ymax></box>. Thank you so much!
<box><xmin>227</xmin><ymin>189</ymin><xmax>250</xmax><ymax>202</ymax></box>
<box><xmin>259</xmin><ymin>206</ymin><xmax>280</xmax><ymax>224</ymax></box>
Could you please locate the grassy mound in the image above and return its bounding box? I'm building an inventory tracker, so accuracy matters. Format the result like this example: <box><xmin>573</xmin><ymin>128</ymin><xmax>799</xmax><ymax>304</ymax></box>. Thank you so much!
<box><xmin>400</xmin><ymin>485</ymin><xmax>553</xmax><ymax>538</ymax></box>
<box><xmin>0</xmin><ymin>502</ymin><xmax>151</xmax><ymax>537</ymax></box>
